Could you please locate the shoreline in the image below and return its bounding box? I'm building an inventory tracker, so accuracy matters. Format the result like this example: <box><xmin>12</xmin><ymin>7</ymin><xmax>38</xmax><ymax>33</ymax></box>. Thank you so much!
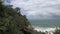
<box><xmin>32</xmin><ymin>26</ymin><xmax>60</xmax><ymax>34</ymax></box>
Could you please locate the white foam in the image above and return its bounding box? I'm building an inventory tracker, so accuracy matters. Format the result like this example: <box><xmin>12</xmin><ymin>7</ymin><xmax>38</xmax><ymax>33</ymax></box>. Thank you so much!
<box><xmin>34</xmin><ymin>27</ymin><xmax>56</xmax><ymax>32</ymax></box>
<box><xmin>33</xmin><ymin>27</ymin><xmax>57</xmax><ymax>34</ymax></box>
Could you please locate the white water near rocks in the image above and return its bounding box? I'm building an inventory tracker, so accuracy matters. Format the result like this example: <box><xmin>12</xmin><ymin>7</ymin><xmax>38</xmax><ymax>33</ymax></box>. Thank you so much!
<box><xmin>33</xmin><ymin>27</ymin><xmax>56</xmax><ymax>34</ymax></box>
<box><xmin>33</xmin><ymin>26</ymin><xmax>60</xmax><ymax>34</ymax></box>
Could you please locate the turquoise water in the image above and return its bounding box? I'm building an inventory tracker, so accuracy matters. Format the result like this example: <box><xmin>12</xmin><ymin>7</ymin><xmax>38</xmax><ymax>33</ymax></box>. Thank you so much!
<box><xmin>29</xmin><ymin>19</ymin><xmax>60</xmax><ymax>27</ymax></box>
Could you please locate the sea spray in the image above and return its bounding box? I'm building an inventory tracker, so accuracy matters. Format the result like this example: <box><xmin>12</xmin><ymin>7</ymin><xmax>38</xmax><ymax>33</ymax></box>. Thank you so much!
<box><xmin>33</xmin><ymin>26</ymin><xmax>60</xmax><ymax>34</ymax></box>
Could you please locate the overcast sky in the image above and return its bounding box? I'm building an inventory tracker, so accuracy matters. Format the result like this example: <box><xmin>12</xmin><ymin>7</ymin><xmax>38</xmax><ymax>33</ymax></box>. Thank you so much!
<box><xmin>5</xmin><ymin>0</ymin><xmax>60</xmax><ymax>19</ymax></box>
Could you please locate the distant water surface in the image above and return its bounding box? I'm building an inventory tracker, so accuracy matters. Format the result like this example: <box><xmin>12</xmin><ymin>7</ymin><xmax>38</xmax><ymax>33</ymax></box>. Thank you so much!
<box><xmin>29</xmin><ymin>19</ymin><xmax>60</xmax><ymax>27</ymax></box>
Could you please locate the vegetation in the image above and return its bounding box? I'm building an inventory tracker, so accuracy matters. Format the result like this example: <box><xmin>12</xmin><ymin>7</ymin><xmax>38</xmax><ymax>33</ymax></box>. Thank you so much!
<box><xmin>53</xmin><ymin>29</ymin><xmax>60</xmax><ymax>34</ymax></box>
<box><xmin>0</xmin><ymin>0</ymin><xmax>45</xmax><ymax>34</ymax></box>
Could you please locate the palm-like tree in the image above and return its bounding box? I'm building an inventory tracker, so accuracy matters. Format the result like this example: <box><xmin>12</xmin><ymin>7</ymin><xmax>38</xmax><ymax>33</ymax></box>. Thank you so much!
<box><xmin>15</xmin><ymin>7</ymin><xmax>21</xmax><ymax>16</ymax></box>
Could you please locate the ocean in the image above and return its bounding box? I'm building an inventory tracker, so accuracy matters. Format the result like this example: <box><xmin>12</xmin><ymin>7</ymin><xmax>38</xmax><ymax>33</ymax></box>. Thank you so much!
<box><xmin>29</xmin><ymin>19</ymin><xmax>60</xmax><ymax>34</ymax></box>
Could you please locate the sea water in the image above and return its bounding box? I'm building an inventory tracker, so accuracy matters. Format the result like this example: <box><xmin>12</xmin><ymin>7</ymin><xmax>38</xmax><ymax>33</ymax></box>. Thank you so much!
<box><xmin>29</xmin><ymin>19</ymin><xmax>60</xmax><ymax>34</ymax></box>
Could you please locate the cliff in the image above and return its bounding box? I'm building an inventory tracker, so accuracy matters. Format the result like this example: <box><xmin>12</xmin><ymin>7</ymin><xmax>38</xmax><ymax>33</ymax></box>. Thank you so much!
<box><xmin>0</xmin><ymin>0</ymin><xmax>45</xmax><ymax>34</ymax></box>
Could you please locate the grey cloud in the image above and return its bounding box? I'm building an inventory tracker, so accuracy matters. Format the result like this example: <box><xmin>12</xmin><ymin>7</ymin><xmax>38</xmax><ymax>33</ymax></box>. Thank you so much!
<box><xmin>48</xmin><ymin>12</ymin><xmax>60</xmax><ymax>18</ymax></box>
<box><xmin>5</xmin><ymin>0</ymin><xmax>60</xmax><ymax>19</ymax></box>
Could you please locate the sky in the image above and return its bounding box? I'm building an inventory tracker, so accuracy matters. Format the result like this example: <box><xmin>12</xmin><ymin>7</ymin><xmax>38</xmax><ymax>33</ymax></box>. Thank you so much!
<box><xmin>5</xmin><ymin>0</ymin><xmax>60</xmax><ymax>19</ymax></box>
